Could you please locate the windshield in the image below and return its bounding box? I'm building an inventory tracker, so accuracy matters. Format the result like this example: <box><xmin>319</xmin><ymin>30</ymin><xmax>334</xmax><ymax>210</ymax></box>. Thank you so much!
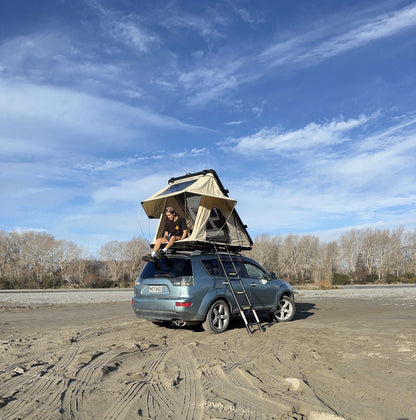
<box><xmin>140</xmin><ymin>258</ymin><xmax>193</xmax><ymax>279</ymax></box>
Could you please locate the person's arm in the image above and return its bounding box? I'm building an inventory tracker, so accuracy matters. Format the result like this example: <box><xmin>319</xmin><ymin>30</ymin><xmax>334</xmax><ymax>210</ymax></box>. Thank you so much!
<box><xmin>179</xmin><ymin>218</ymin><xmax>188</xmax><ymax>239</ymax></box>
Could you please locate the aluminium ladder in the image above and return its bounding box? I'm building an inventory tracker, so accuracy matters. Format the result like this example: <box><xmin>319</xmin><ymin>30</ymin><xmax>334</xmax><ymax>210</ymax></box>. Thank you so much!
<box><xmin>213</xmin><ymin>243</ymin><xmax>264</xmax><ymax>334</ymax></box>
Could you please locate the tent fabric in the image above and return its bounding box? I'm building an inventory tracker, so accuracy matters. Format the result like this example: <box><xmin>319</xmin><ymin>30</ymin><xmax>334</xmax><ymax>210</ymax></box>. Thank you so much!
<box><xmin>141</xmin><ymin>170</ymin><xmax>253</xmax><ymax>250</ymax></box>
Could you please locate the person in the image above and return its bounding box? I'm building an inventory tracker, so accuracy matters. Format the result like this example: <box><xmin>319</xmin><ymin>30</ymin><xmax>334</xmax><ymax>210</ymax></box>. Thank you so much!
<box><xmin>143</xmin><ymin>207</ymin><xmax>188</xmax><ymax>261</ymax></box>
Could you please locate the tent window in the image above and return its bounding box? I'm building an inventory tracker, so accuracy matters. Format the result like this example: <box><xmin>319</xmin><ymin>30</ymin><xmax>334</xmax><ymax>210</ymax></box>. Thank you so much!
<box><xmin>155</xmin><ymin>180</ymin><xmax>196</xmax><ymax>197</ymax></box>
<box><xmin>185</xmin><ymin>193</ymin><xmax>201</xmax><ymax>223</ymax></box>
<box><xmin>206</xmin><ymin>208</ymin><xmax>230</xmax><ymax>243</ymax></box>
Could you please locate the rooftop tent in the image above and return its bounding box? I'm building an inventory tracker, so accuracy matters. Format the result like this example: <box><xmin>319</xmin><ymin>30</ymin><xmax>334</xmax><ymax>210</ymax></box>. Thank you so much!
<box><xmin>141</xmin><ymin>169</ymin><xmax>253</xmax><ymax>251</ymax></box>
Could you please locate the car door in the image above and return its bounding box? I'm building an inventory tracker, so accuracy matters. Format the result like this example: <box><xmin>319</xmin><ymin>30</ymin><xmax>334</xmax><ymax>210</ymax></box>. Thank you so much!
<box><xmin>239</xmin><ymin>260</ymin><xmax>276</xmax><ymax>310</ymax></box>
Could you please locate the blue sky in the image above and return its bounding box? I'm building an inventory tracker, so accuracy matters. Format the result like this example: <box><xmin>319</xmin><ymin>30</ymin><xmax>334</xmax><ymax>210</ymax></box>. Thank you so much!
<box><xmin>1</xmin><ymin>0</ymin><xmax>416</xmax><ymax>254</ymax></box>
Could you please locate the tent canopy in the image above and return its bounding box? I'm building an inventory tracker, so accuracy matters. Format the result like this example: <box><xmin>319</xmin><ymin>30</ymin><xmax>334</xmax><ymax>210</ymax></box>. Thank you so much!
<box><xmin>141</xmin><ymin>169</ymin><xmax>253</xmax><ymax>251</ymax></box>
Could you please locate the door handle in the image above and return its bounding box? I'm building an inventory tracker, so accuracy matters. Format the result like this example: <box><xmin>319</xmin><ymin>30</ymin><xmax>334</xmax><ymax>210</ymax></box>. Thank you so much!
<box><xmin>250</xmin><ymin>282</ymin><xmax>256</xmax><ymax>287</ymax></box>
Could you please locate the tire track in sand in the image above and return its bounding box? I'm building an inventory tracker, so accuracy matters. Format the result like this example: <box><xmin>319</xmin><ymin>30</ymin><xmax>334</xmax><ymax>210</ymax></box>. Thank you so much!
<box><xmin>0</xmin><ymin>329</ymin><xmax>95</xmax><ymax>420</ymax></box>
<box><xmin>173</xmin><ymin>343</ymin><xmax>203</xmax><ymax>420</ymax></box>
<box><xmin>60</xmin><ymin>349</ymin><xmax>122</xmax><ymax>419</ymax></box>
<box><xmin>200</xmin><ymin>354</ymin><xmax>294</xmax><ymax>419</ymax></box>
<box><xmin>103</xmin><ymin>348</ymin><xmax>170</xmax><ymax>420</ymax></box>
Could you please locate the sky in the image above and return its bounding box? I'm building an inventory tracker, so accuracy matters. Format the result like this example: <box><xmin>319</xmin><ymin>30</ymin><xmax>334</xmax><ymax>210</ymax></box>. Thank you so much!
<box><xmin>1</xmin><ymin>0</ymin><xmax>416</xmax><ymax>254</ymax></box>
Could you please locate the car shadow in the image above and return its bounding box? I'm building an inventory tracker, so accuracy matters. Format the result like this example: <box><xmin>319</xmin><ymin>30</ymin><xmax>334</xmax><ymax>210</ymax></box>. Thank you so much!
<box><xmin>292</xmin><ymin>302</ymin><xmax>316</xmax><ymax>321</ymax></box>
<box><xmin>163</xmin><ymin>302</ymin><xmax>317</xmax><ymax>333</ymax></box>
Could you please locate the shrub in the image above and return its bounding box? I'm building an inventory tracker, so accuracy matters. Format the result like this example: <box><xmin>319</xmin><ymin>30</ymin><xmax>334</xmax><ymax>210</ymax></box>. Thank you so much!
<box><xmin>332</xmin><ymin>272</ymin><xmax>351</xmax><ymax>285</ymax></box>
<box><xmin>386</xmin><ymin>274</ymin><xmax>400</xmax><ymax>284</ymax></box>
<box><xmin>366</xmin><ymin>273</ymin><xmax>379</xmax><ymax>283</ymax></box>
<box><xmin>0</xmin><ymin>277</ymin><xmax>11</xmax><ymax>289</ymax></box>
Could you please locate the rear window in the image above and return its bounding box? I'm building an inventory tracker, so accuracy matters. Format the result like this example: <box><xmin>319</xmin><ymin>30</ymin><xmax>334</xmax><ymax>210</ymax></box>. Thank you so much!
<box><xmin>140</xmin><ymin>258</ymin><xmax>192</xmax><ymax>279</ymax></box>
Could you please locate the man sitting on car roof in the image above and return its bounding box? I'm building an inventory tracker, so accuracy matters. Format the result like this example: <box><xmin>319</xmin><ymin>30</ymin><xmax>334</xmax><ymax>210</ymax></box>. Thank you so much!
<box><xmin>142</xmin><ymin>207</ymin><xmax>188</xmax><ymax>262</ymax></box>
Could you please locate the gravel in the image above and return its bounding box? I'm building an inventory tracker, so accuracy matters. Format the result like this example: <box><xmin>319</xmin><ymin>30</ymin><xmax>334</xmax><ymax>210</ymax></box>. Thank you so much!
<box><xmin>0</xmin><ymin>289</ymin><xmax>133</xmax><ymax>307</ymax></box>
<box><xmin>295</xmin><ymin>284</ymin><xmax>416</xmax><ymax>302</ymax></box>
<box><xmin>0</xmin><ymin>285</ymin><xmax>415</xmax><ymax>307</ymax></box>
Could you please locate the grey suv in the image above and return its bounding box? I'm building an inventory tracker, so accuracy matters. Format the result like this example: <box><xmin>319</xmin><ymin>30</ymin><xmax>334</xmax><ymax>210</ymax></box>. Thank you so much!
<box><xmin>132</xmin><ymin>250</ymin><xmax>295</xmax><ymax>333</ymax></box>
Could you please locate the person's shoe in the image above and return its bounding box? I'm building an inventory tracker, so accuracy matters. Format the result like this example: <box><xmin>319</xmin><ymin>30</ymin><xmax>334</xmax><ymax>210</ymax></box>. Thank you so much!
<box><xmin>155</xmin><ymin>249</ymin><xmax>165</xmax><ymax>259</ymax></box>
<box><xmin>142</xmin><ymin>254</ymin><xmax>157</xmax><ymax>263</ymax></box>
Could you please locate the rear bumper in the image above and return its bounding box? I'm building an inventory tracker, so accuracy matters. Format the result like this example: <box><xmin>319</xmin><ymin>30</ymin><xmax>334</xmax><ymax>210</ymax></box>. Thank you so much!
<box><xmin>132</xmin><ymin>297</ymin><xmax>204</xmax><ymax>322</ymax></box>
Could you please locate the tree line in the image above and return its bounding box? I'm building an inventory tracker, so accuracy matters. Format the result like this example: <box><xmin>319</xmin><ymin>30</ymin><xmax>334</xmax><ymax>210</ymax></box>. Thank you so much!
<box><xmin>246</xmin><ymin>227</ymin><xmax>416</xmax><ymax>286</ymax></box>
<box><xmin>1</xmin><ymin>227</ymin><xmax>416</xmax><ymax>289</ymax></box>
<box><xmin>0</xmin><ymin>231</ymin><xmax>149</xmax><ymax>289</ymax></box>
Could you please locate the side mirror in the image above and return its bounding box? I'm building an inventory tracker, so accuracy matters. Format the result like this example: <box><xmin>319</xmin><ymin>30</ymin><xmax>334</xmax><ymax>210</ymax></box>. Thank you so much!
<box><xmin>268</xmin><ymin>272</ymin><xmax>276</xmax><ymax>280</ymax></box>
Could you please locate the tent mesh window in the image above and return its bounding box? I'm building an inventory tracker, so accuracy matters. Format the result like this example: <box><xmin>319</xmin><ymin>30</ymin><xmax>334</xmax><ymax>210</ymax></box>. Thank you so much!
<box><xmin>206</xmin><ymin>207</ymin><xmax>230</xmax><ymax>243</ymax></box>
<box><xmin>174</xmin><ymin>193</ymin><xmax>201</xmax><ymax>235</ymax></box>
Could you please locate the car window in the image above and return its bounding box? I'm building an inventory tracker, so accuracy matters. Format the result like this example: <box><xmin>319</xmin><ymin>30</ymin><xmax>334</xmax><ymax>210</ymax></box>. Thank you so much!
<box><xmin>201</xmin><ymin>259</ymin><xmax>221</xmax><ymax>276</ymax></box>
<box><xmin>242</xmin><ymin>262</ymin><xmax>268</xmax><ymax>280</ymax></box>
<box><xmin>140</xmin><ymin>258</ymin><xmax>192</xmax><ymax>279</ymax></box>
<box><xmin>201</xmin><ymin>258</ymin><xmax>244</xmax><ymax>278</ymax></box>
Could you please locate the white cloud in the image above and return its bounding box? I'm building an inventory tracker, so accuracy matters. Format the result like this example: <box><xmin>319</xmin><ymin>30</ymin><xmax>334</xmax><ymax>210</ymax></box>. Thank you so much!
<box><xmin>0</xmin><ymin>80</ymin><xmax>200</xmax><ymax>156</ymax></box>
<box><xmin>178</xmin><ymin>57</ymin><xmax>244</xmax><ymax>105</ymax></box>
<box><xmin>229</xmin><ymin>114</ymin><xmax>371</xmax><ymax>156</ymax></box>
<box><xmin>261</xmin><ymin>3</ymin><xmax>416</xmax><ymax>68</ymax></box>
<box><xmin>87</xmin><ymin>0</ymin><xmax>159</xmax><ymax>52</ymax></box>
<box><xmin>175</xmin><ymin>3</ymin><xmax>416</xmax><ymax>104</ymax></box>
<box><xmin>173</xmin><ymin>147</ymin><xmax>208</xmax><ymax>158</ymax></box>
<box><xmin>77</xmin><ymin>154</ymin><xmax>163</xmax><ymax>172</ymax></box>
<box><xmin>224</xmin><ymin>120</ymin><xmax>245</xmax><ymax>126</ymax></box>
<box><xmin>227</xmin><ymin>113</ymin><xmax>416</xmax><ymax>236</ymax></box>
<box><xmin>107</xmin><ymin>18</ymin><xmax>159</xmax><ymax>52</ymax></box>
<box><xmin>158</xmin><ymin>5</ymin><xmax>230</xmax><ymax>41</ymax></box>
<box><xmin>230</xmin><ymin>5</ymin><xmax>264</xmax><ymax>27</ymax></box>
<box><xmin>92</xmin><ymin>174</ymin><xmax>168</xmax><ymax>203</ymax></box>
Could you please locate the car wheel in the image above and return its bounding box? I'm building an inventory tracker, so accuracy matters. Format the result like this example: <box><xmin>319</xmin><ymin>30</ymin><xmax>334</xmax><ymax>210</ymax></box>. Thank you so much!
<box><xmin>202</xmin><ymin>299</ymin><xmax>230</xmax><ymax>333</ymax></box>
<box><xmin>273</xmin><ymin>296</ymin><xmax>295</xmax><ymax>322</ymax></box>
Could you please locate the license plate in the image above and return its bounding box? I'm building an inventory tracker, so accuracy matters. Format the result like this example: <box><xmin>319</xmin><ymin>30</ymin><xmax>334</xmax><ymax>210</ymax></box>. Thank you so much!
<box><xmin>149</xmin><ymin>286</ymin><xmax>163</xmax><ymax>293</ymax></box>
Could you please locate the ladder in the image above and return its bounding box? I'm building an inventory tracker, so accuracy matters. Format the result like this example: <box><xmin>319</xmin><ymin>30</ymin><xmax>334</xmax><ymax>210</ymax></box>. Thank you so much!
<box><xmin>213</xmin><ymin>243</ymin><xmax>264</xmax><ymax>334</ymax></box>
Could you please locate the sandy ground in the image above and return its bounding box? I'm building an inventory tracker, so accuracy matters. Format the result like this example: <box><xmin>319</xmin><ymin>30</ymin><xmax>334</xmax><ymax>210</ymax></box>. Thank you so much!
<box><xmin>0</xmin><ymin>290</ymin><xmax>415</xmax><ymax>420</ymax></box>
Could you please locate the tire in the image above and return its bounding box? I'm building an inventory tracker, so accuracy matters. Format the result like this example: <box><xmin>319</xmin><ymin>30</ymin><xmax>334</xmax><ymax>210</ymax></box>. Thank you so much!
<box><xmin>202</xmin><ymin>299</ymin><xmax>230</xmax><ymax>334</ymax></box>
<box><xmin>273</xmin><ymin>295</ymin><xmax>295</xmax><ymax>322</ymax></box>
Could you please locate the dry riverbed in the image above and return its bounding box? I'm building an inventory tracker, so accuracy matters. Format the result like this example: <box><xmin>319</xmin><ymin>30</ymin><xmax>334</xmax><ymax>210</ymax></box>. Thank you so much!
<box><xmin>0</xmin><ymin>287</ymin><xmax>415</xmax><ymax>419</ymax></box>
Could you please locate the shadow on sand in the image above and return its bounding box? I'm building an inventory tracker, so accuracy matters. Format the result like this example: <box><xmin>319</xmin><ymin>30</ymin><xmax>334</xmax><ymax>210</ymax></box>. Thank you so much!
<box><xmin>156</xmin><ymin>301</ymin><xmax>317</xmax><ymax>334</ymax></box>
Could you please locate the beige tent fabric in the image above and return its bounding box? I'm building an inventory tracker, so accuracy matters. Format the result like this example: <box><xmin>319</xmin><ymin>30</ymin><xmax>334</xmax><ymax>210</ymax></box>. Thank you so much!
<box><xmin>141</xmin><ymin>171</ymin><xmax>252</xmax><ymax>248</ymax></box>
<box><xmin>142</xmin><ymin>173</ymin><xmax>236</xmax><ymax>218</ymax></box>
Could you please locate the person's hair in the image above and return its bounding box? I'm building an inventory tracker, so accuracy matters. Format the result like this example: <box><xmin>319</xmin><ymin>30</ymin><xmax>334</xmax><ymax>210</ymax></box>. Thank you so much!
<box><xmin>165</xmin><ymin>207</ymin><xmax>176</xmax><ymax>215</ymax></box>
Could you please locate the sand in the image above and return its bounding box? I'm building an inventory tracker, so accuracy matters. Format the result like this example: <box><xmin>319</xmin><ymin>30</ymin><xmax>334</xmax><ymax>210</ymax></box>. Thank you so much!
<box><xmin>0</xmin><ymin>290</ymin><xmax>415</xmax><ymax>419</ymax></box>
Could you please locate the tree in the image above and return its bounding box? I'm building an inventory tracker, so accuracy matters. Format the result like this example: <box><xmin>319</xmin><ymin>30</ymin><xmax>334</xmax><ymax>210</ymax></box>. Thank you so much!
<box><xmin>123</xmin><ymin>237</ymin><xmax>149</xmax><ymax>284</ymax></box>
<box><xmin>354</xmin><ymin>253</ymin><xmax>369</xmax><ymax>284</ymax></box>
<box><xmin>340</xmin><ymin>229</ymin><xmax>362</xmax><ymax>275</ymax></box>
<box><xmin>246</xmin><ymin>234</ymin><xmax>281</xmax><ymax>275</ymax></box>
<box><xmin>99</xmin><ymin>240</ymin><xmax>126</xmax><ymax>287</ymax></box>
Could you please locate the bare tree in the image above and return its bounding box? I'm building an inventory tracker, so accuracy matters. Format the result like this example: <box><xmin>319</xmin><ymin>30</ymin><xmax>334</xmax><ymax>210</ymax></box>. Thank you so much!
<box><xmin>389</xmin><ymin>227</ymin><xmax>405</xmax><ymax>277</ymax></box>
<box><xmin>124</xmin><ymin>237</ymin><xmax>149</xmax><ymax>284</ymax></box>
<box><xmin>99</xmin><ymin>240</ymin><xmax>126</xmax><ymax>287</ymax></box>
<box><xmin>403</xmin><ymin>229</ymin><xmax>416</xmax><ymax>275</ymax></box>
<box><xmin>317</xmin><ymin>241</ymin><xmax>339</xmax><ymax>285</ymax></box>
<box><xmin>246</xmin><ymin>234</ymin><xmax>281</xmax><ymax>275</ymax></box>
<box><xmin>339</xmin><ymin>229</ymin><xmax>362</xmax><ymax>276</ymax></box>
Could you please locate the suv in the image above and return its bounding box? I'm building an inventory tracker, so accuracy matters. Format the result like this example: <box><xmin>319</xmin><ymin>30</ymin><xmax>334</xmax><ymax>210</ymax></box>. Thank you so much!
<box><xmin>132</xmin><ymin>250</ymin><xmax>295</xmax><ymax>333</ymax></box>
